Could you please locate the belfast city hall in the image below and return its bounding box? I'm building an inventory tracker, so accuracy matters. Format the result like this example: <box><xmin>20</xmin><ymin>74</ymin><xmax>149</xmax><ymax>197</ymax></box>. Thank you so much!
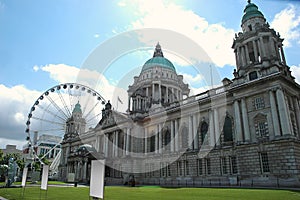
<box><xmin>58</xmin><ymin>1</ymin><xmax>300</xmax><ymax>187</ymax></box>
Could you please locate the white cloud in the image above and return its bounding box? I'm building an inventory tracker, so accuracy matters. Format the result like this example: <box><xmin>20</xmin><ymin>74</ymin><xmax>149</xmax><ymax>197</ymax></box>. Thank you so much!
<box><xmin>189</xmin><ymin>86</ymin><xmax>210</xmax><ymax>96</ymax></box>
<box><xmin>14</xmin><ymin>112</ymin><xmax>25</xmax><ymax>124</ymax></box>
<box><xmin>33</xmin><ymin>65</ymin><xmax>39</xmax><ymax>72</ymax></box>
<box><xmin>271</xmin><ymin>5</ymin><xmax>300</xmax><ymax>47</ymax></box>
<box><xmin>291</xmin><ymin>64</ymin><xmax>300</xmax><ymax>84</ymax></box>
<box><xmin>94</xmin><ymin>34</ymin><xmax>100</xmax><ymax>38</ymax></box>
<box><xmin>0</xmin><ymin>84</ymin><xmax>41</xmax><ymax>143</ymax></box>
<box><xmin>40</xmin><ymin>64</ymin><xmax>79</xmax><ymax>83</ymax></box>
<box><xmin>39</xmin><ymin>63</ymin><xmax>128</xmax><ymax>112</ymax></box>
<box><xmin>0</xmin><ymin>63</ymin><xmax>130</xmax><ymax>148</ymax></box>
<box><xmin>118</xmin><ymin>0</ymin><xmax>236</xmax><ymax>67</ymax></box>
<box><xmin>0</xmin><ymin>138</ymin><xmax>25</xmax><ymax>150</ymax></box>
<box><xmin>181</xmin><ymin>73</ymin><xmax>204</xmax><ymax>85</ymax></box>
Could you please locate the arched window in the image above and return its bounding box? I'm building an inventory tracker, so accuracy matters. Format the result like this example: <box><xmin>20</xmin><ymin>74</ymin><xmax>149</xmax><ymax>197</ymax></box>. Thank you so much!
<box><xmin>164</xmin><ymin>129</ymin><xmax>171</xmax><ymax>151</ymax></box>
<box><xmin>150</xmin><ymin>135</ymin><xmax>155</xmax><ymax>152</ymax></box>
<box><xmin>200</xmin><ymin>122</ymin><xmax>208</xmax><ymax>145</ymax></box>
<box><xmin>223</xmin><ymin>115</ymin><xmax>233</xmax><ymax>142</ymax></box>
<box><xmin>249</xmin><ymin>71</ymin><xmax>258</xmax><ymax>80</ymax></box>
<box><xmin>254</xmin><ymin>113</ymin><xmax>269</xmax><ymax>138</ymax></box>
<box><xmin>181</xmin><ymin>126</ymin><xmax>188</xmax><ymax>149</ymax></box>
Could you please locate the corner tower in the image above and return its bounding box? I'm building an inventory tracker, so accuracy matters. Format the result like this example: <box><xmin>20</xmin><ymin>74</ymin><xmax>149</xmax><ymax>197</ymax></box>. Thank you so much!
<box><xmin>232</xmin><ymin>0</ymin><xmax>294</xmax><ymax>85</ymax></box>
<box><xmin>127</xmin><ymin>43</ymin><xmax>189</xmax><ymax>119</ymax></box>
<box><xmin>63</xmin><ymin>102</ymin><xmax>86</xmax><ymax>141</ymax></box>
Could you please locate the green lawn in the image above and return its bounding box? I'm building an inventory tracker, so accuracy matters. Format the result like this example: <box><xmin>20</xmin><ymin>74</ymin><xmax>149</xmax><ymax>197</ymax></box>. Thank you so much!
<box><xmin>0</xmin><ymin>186</ymin><xmax>299</xmax><ymax>200</ymax></box>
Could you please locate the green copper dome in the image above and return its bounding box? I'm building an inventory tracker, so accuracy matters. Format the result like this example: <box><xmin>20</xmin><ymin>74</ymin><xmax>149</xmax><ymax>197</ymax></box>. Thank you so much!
<box><xmin>141</xmin><ymin>43</ymin><xmax>176</xmax><ymax>72</ymax></box>
<box><xmin>242</xmin><ymin>1</ymin><xmax>264</xmax><ymax>23</ymax></box>
<box><xmin>142</xmin><ymin>56</ymin><xmax>176</xmax><ymax>72</ymax></box>
<box><xmin>73</xmin><ymin>102</ymin><xmax>82</xmax><ymax>113</ymax></box>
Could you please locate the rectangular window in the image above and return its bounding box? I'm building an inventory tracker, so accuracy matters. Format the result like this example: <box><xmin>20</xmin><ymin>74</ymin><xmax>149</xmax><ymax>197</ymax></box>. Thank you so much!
<box><xmin>197</xmin><ymin>159</ymin><xmax>203</xmax><ymax>176</ymax></box>
<box><xmin>205</xmin><ymin>158</ymin><xmax>211</xmax><ymax>175</ymax></box>
<box><xmin>253</xmin><ymin>97</ymin><xmax>265</xmax><ymax>110</ymax></box>
<box><xmin>221</xmin><ymin>157</ymin><xmax>227</xmax><ymax>175</ymax></box>
<box><xmin>255</xmin><ymin>121</ymin><xmax>269</xmax><ymax>137</ymax></box>
<box><xmin>230</xmin><ymin>156</ymin><xmax>238</xmax><ymax>174</ymax></box>
<box><xmin>160</xmin><ymin>162</ymin><xmax>166</xmax><ymax>177</ymax></box>
<box><xmin>185</xmin><ymin>161</ymin><xmax>189</xmax><ymax>176</ymax></box>
<box><xmin>260</xmin><ymin>152</ymin><xmax>270</xmax><ymax>173</ymax></box>
<box><xmin>177</xmin><ymin>161</ymin><xmax>184</xmax><ymax>176</ymax></box>
<box><xmin>167</xmin><ymin>163</ymin><xmax>171</xmax><ymax>177</ymax></box>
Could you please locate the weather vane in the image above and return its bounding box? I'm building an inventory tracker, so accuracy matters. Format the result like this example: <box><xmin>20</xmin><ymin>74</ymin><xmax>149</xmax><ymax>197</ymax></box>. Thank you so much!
<box><xmin>248</xmin><ymin>0</ymin><xmax>251</xmax><ymax>3</ymax></box>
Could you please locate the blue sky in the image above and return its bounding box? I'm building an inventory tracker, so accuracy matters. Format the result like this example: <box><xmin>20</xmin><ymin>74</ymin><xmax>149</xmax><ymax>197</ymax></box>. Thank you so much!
<box><xmin>0</xmin><ymin>0</ymin><xmax>300</xmax><ymax>149</ymax></box>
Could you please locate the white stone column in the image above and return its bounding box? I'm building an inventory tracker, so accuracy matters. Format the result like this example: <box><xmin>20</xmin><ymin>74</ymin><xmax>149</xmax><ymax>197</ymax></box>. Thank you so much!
<box><xmin>159</xmin><ymin>83</ymin><xmax>162</xmax><ymax>102</ymax></box>
<box><xmin>193</xmin><ymin>114</ymin><xmax>199</xmax><ymax>149</ymax></box>
<box><xmin>83</xmin><ymin>160</ymin><xmax>87</xmax><ymax>180</ymax></box>
<box><xmin>276</xmin><ymin>88</ymin><xmax>292</xmax><ymax>135</ymax></box>
<box><xmin>253</xmin><ymin>40</ymin><xmax>258</xmax><ymax>62</ymax></box>
<box><xmin>175</xmin><ymin>119</ymin><xmax>179</xmax><ymax>151</ymax></box>
<box><xmin>293</xmin><ymin>97</ymin><xmax>300</xmax><ymax>136</ymax></box>
<box><xmin>112</xmin><ymin>132</ymin><xmax>115</xmax><ymax>157</ymax></box>
<box><xmin>159</xmin><ymin>123</ymin><xmax>162</xmax><ymax>153</ymax></box>
<box><xmin>269</xmin><ymin>90</ymin><xmax>281</xmax><ymax>137</ymax></box>
<box><xmin>126</xmin><ymin>128</ymin><xmax>131</xmax><ymax>155</ymax></box>
<box><xmin>234</xmin><ymin>100</ymin><xmax>243</xmax><ymax>143</ymax></box>
<box><xmin>241</xmin><ymin>47</ymin><xmax>246</xmax><ymax>67</ymax></box>
<box><xmin>213</xmin><ymin>109</ymin><xmax>220</xmax><ymax>145</ymax></box>
<box><xmin>66</xmin><ymin>146</ymin><xmax>70</xmax><ymax>165</ymax></box>
<box><xmin>123</xmin><ymin>129</ymin><xmax>126</xmax><ymax>156</ymax></box>
<box><xmin>245</xmin><ymin>44</ymin><xmax>250</xmax><ymax>65</ymax></box>
<box><xmin>188</xmin><ymin>115</ymin><xmax>193</xmax><ymax>149</ymax></box>
<box><xmin>171</xmin><ymin>120</ymin><xmax>175</xmax><ymax>152</ymax></box>
<box><xmin>241</xmin><ymin>98</ymin><xmax>250</xmax><ymax>142</ymax></box>
<box><xmin>209</xmin><ymin>110</ymin><xmax>215</xmax><ymax>146</ymax></box>
<box><xmin>144</xmin><ymin>127</ymin><xmax>148</xmax><ymax>154</ymax></box>
<box><xmin>152</xmin><ymin>84</ymin><xmax>155</xmax><ymax>101</ymax></box>
<box><xmin>104</xmin><ymin>134</ymin><xmax>109</xmax><ymax>157</ymax></box>
<box><xmin>115</xmin><ymin>131</ymin><xmax>119</xmax><ymax>157</ymax></box>
<box><xmin>171</xmin><ymin>88</ymin><xmax>174</xmax><ymax>102</ymax></box>
<box><xmin>235</xmin><ymin>50</ymin><xmax>240</xmax><ymax>68</ymax></box>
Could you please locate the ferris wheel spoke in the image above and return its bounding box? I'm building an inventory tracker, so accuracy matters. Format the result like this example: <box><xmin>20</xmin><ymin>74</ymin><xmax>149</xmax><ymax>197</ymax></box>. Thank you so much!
<box><xmin>57</xmin><ymin>90</ymin><xmax>72</xmax><ymax>117</ymax></box>
<box><xmin>31</xmin><ymin>116</ymin><xmax>66</xmax><ymax>126</ymax></box>
<box><xmin>86</xmin><ymin>112</ymin><xmax>102</xmax><ymax>125</ymax></box>
<box><xmin>40</xmin><ymin>140</ymin><xmax>63</xmax><ymax>160</ymax></box>
<box><xmin>83</xmin><ymin>100</ymin><xmax>100</xmax><ymax>120</ymax></box>
<box><xmin>68</xmin><ymin>87</ymin><xmax>75</xmax><ymax>113</ymax></box>
<box><xmin>46</xmin><ymin>95</ymin><xmax>69</xmax><ymax>119</ymax></box>
<box><xmin>33</xmin><ymin>127</ymin><xmax>65</xmax><ymax>133</ymax></box>
<box><xmin>36</xmin><ymin>104</ymin><xmax>67</xmax><ymax>122</ymax></box>
<box><xmin>81</xmin><ymin>94</ymin><xmax>92</xmax><ymax>115</ymax></box>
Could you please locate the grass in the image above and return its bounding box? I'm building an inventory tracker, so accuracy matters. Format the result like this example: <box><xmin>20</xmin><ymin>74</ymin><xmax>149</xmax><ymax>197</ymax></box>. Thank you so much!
<box><xmin>0</xmin><ymin>186</ymin><xmax>299</xmax><ymax>200</ymax></box>
<box><xmin>1</xmin><ymin>181</ymin><xmax>69</xmax><ymax>186</ymax></box>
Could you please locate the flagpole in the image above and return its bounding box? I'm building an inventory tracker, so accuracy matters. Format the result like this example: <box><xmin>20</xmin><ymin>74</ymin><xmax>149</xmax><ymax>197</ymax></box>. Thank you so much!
<box><xmin>116</xmin><ymin>98</ymin><xmax>119</xmax><ymax>111</ymax></box>
<box><xmin>210</xmin><ymin>64</ymin><xmax>213</xmax><ymax>89</ymax></box>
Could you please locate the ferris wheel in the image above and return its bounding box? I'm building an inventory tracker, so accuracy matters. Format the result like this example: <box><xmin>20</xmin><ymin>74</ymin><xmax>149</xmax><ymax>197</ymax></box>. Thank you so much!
<box><xmin>25</xmin><ymin>83</ymin><xmax>106</xmax><ymax>165</ymax></box>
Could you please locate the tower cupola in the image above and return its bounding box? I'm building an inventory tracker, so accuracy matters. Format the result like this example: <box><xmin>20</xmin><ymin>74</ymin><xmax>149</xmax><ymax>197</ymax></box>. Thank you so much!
<box><xmin>232</xmin><ymin>1</ymin><xmax>293</xmax><ymax>85</ymax></box>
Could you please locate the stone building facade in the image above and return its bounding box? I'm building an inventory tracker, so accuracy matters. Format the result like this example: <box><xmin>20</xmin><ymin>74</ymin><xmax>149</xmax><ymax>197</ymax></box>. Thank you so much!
<box><xmin>58</xmin><ymin>1</ymin><xmax>300</xmax><ymax>187</ymax></box>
